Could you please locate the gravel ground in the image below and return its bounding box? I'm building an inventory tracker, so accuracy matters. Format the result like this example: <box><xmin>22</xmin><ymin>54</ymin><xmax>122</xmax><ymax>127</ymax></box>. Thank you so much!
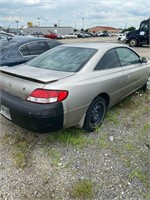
<box><xmin>0</xmin><ymin>37</ymin><xmax>150</xmax><ymax>200</ymax></box>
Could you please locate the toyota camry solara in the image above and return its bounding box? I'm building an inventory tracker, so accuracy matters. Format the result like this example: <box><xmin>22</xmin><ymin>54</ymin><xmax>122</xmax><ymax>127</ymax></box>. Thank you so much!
<box><xmin>1</xmin><ymin>43</ymin><xmax>150</xmax><ymax>133</ymax></box>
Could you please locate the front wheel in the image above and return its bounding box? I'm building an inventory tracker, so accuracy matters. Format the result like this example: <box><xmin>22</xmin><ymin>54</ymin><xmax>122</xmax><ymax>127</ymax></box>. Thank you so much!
<box><xmin>129</xmin><ymin>38</ymin><xmax>138</xmax><ymax>47</ymax></box>
<box><xmin>143</xmin><ymin>76</ymin><xmax>150</xmax><ymax>92</ymax></box>
<box><xmin>83</xmin><ymin>97</ymin><xmax>106</xmax><ymax>132</ymax></box>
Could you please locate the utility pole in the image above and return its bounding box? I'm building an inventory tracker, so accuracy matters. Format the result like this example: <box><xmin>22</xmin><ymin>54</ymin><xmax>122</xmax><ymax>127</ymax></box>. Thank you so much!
<box><xmin>82</xmin><ymin>18</ymin><xmax>84</xmax><ymax>30</ymax></box>
<box><xmin>58</xmin><ymin>20</ymin><xmax>61</xmax><ymax>27</ymax></box>
<box><xmin>15</xmin><ymin>20</ymin><xmax>19</xmax><ymax>35</ymax></box>
<box><xmin>37</xmin><ymin>18</ymin><xmax>40</xmax><ymax>27</ymax></box>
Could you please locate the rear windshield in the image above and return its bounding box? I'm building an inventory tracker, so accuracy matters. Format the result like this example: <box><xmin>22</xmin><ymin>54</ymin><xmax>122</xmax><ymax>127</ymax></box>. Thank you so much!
<box><xmin>0</xmin><ymin>40</ymin><xmax>17</xmax><ymax>54</ymax></box>
<box><xmin>28</xmin><ymin>46</ymin><xmax>97</xmax><ymax>72</ymax></box>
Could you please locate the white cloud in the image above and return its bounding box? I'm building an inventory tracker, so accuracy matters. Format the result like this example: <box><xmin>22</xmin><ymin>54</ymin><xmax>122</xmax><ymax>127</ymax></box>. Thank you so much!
<box><xmin>0</xmin><ymin>0</ymin><xmax>149</xmax><ymax>29</ymax></box>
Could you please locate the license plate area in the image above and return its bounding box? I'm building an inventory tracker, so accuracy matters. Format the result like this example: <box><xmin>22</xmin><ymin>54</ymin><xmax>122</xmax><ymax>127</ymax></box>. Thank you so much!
<box><xmin>0</xmin><ymin>105</ymin><xmax>11</xmax><ymax>120</ymax></box>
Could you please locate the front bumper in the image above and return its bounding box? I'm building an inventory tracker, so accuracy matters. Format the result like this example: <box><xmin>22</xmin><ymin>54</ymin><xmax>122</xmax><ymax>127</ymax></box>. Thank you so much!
<box><xmin>0</xmin><ymin>91</ymin><xmax>64</xmax><ymax>133</ymax></box>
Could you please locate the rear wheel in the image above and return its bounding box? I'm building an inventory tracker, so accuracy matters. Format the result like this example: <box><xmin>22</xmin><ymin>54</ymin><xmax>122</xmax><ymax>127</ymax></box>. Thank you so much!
<box><xmin>129</xmin><ymin>38</ymin><xmax>138</xmax><ymax>47</ymax></box>
<box><xmin>83</xmin><ymin>97</ymin><xmax>106</xmax><ymax>132</ymax></box>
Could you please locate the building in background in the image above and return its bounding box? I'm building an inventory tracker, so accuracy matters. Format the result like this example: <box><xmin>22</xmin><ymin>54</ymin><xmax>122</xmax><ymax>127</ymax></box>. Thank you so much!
<box><xmin>88</xmin><ymin>26</ymin><xmax>120</xmax><ymax>34</ymax></box>
<box><xmin>23</xmin><ymin>26</ymin><xmax>74</xmax><ymax>36</ymax></box>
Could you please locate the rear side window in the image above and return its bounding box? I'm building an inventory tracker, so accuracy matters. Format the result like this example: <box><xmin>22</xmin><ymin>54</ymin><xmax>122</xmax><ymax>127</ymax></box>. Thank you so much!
<box><xmin>95</xmin><ymin>49</ymin><xmax>121</xmax><ymax>70</ymax></box>
<box><xmin>20</xmin><ymin>41</ymin><xmax>49</xmax><ymax>56</ymax></box>
<box><xmin>116</xmin><ymin>48</ymin><xmax>140</xmax><ymax>66</ymax></box>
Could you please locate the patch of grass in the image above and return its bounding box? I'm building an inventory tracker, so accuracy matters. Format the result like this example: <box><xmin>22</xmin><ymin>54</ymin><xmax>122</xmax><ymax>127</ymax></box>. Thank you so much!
<box><xmin>10</xmin><ymin>136</ymin><xmax>29</xmax><ymax>168</ymax></box>
<box><xmin>70</xmin><ymin>179</ymin><xmax>94</xmax><ymax>199</ymax></box>
<box><xmin>119</xmin><ymin>96</ymin><xmax>134</xmax><ymax>108</ymax></box>
<box><xmin>144</xmin><ymin>192</ymin><xmax>150</xmax><ymax>199</ymax></box>
<box><xmin>44</xmin><ymin>148</ymin><xmax>61</xmax><ymax>166</ymax></box>
<box><xmin>43</xmin><ymin>128</ymin><xmax>94</xmax><ymax>148</ymax></box>
<box><xmin>2</xmin><ymin>131</ymin><xmax>32</xmax><ymax>168</ymax></box>
<box><xmin>129</xmin><ymin>168</ymin><xmax>148</xmax><ymax>187</ymax></box>
<box><xmin>123</xmin><ymin>143</ymin><xmax>136</xmax><ymax>151</ymax></box>
<box><xmin>41</xmin><ymin>173</ymin><xmax>51</xmax><ymax>185</ymax></box>
<box><xmin>98</xmin><ymin>134</ymin><xmax>110</xmax><ymax>149</ymax></box>
<box><xmin>105</xmin><ymin>111</ymin><xmax>119</xmax><ymax>125</ymax></box>
<box><xmin>142</xmin><ymin>123</ymin><xmax>150</xmax><ymax>133</ymax></box>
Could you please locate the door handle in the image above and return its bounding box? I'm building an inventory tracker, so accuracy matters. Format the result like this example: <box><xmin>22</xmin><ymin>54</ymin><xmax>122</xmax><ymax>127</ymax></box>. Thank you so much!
<box><xmin>126</xmin><ymin>74</ymin><xmax>131</xmax><ymax>78</ymax></box>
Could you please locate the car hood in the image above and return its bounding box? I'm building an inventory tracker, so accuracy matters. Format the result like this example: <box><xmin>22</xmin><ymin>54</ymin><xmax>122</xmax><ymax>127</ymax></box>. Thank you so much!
<box><xmin>0</xmin><ymin>64</ymin><xmax>75</xmax><ymax>83</ymax></box>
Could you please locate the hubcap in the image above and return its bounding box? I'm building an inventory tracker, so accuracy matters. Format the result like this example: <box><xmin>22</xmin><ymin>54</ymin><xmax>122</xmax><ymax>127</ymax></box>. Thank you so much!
<box><xmin>130</xmin><ymin>39</ymin><xmax>137</xmax><ymax>47</ymax></box>
<box><xmin>89</xmin><ymin>102</ymin><xmax>104</xmax><ymax>128</ymax></box>
<box><xmin>146</xmin><ymin>77</ymin><xmax>150</xmax><ymax>89</ymax></box>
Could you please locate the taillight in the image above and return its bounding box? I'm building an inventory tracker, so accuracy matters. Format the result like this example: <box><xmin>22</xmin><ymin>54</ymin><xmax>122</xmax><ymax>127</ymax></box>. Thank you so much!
<box><xmin>26</xmin><ymin>89</ymin><xmax>68</xmax><ymax>103</ymax></box>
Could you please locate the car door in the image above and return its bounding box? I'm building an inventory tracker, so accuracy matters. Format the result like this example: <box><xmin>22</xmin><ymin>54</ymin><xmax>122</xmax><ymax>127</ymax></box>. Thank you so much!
<box><xmin>116</xmin><ymin>47</ymin><xmax>149</xmax><ymax>96</ymax></box>
<box><xmin>94</xmin><ymin>48</ymin><xmax>126</xmax><ymax>106</ymax></box>
<box><xmin>139</xmin><ymin>20</ymin><xmax>149</xmax><ymax>44</ymax></box>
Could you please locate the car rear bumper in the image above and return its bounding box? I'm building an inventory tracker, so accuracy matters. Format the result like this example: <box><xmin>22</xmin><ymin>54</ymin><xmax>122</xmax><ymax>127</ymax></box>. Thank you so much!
<box><xmin>0</xmin><ymin>91</ymin><xmax>64</xmax><ymax>133</ymax></box>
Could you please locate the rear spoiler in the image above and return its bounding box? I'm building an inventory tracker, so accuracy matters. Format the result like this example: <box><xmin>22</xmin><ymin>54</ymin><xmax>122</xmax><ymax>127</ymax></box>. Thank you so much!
<box><xmin>0</xmin><ymin>70</ymin><xmax>58</xmax><ymax>84</ymax></box>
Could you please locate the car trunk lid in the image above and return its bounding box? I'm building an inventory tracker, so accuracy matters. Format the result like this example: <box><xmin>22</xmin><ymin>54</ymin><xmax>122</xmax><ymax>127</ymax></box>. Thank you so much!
<box><xmin>0</xmin><ymin>65</ymin><xmax>74</xmax><ymax>100</ymax></box>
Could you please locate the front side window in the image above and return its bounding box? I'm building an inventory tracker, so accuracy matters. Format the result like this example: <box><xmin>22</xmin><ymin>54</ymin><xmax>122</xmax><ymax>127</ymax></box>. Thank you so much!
<box><xmin>95</xmin><ymin>49</ymin><xmax>121</xmax><ymax>70</ymax></box>
<box><xmin>28</xmin><ymin>46</ymin><xmax>97</xmax><ymax>72</ymax></box>
<box><xmin>116</xmin><ymin>48</ymin><xmax>140</xmax><ymax>66</ymax></box>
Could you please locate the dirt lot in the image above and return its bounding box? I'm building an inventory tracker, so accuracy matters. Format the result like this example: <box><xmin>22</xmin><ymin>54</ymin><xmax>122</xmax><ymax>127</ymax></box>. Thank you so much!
<box><xmin>0</xmin><ymin>37</ymin><xmax>150</xmax><ymax>200</ymax></box>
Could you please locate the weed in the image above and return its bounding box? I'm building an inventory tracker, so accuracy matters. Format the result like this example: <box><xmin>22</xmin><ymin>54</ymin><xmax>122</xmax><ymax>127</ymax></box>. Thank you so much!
<box><xmin>123</xmin><ymin>143</ymin><xmax>136</xmax><ymax>151</ymax></box>
<box><xmin>142</xmin><ymin>123</ymin><xmax>150</xmax><ymax>133</ymax></box>
<box><xmin>44</xmin><ymin>148</ymin><xmax>61</xmax><ymax>166</ymax></box>
<box><xmin>70</xmin><ymin>179</ymin><xmax>94</xmax><ymax>199</ymax></box>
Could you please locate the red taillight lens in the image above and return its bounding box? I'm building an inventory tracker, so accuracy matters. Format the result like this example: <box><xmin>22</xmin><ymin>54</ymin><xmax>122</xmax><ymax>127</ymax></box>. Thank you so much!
<box><xmin>26</xmin><ymin>89</ymin><xmax>68</xmax><ymax>104</ymax></box>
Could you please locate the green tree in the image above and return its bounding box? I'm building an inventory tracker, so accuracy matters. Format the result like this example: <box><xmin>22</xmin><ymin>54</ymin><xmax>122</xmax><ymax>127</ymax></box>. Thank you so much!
<box><xmin>122</xmin><ymin>26</ymin><xmax>136</xmax><ymax>33</ymax></box>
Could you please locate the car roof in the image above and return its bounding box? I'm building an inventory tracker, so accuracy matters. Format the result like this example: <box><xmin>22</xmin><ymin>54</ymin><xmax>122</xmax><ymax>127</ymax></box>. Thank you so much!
<box><xmin>1</xmin><ymin>36</ymin><xmax>61</xmax><ymax>44</ymax></box>
<box><xmin>63</xmin><ymin>42</ymin><xmax>127</xmax><ymax>50</ymax></box>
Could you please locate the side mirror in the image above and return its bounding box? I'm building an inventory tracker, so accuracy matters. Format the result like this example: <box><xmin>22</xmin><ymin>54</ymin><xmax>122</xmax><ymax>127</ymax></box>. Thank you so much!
<box><xmin>140</xmin><ymin>57</ymin><xmax>148</xmax><ymax>63</ymax></box>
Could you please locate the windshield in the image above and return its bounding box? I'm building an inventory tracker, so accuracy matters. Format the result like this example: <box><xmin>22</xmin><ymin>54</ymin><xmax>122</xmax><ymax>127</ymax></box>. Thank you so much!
<box><xmin>28</xmin><ymin>46</ymin><xmax>97</xmax><ymax>72</ymax></box>
<box><xmin>140</xmin><ymin>20</ymin><xmax>149</xmax><ymax>31</ymax></box>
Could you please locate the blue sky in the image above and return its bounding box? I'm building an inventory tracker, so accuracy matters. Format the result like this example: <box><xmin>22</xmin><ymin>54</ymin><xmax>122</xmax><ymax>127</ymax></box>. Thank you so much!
<box><xmin>0</xmin><ymin>0</ymin><xmax>150</xmax><ymax>30</ymax></box>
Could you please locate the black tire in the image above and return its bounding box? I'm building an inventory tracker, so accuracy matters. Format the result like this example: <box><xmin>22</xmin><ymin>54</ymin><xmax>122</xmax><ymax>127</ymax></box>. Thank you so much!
<box><xmin>129</xmin><ymin>38</ymin><xmax>138</xmax><ymax>47</ymax></box>
<box><xmin>143</xmin><ymin>76</ymin><xmax>150</xmax><ymax>92</ymax></box>
<box><xmin>83</xmin><ymin>97</ymin><xmax>106</xmax><ymax>132</ymax></box>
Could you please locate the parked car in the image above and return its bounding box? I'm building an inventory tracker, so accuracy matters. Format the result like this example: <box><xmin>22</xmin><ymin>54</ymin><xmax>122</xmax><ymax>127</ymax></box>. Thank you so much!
<box><xmin>64</xmin><ymin>33</ymin><xmax>77</xmax><ymax>39</ymax></box>
<box><xmin>1</xmin><ymin>43</ymin><xmax>150</xmax><ymax>133</ymax></box>
<box><xmin>31</xmin><ymin>32</ymin><xmax>43</xmax><ymax>37</ymax></box>
<box><xmin>118</xmin><ymin>32</ymin><xmax>129</xmax><ymax>42</ymax></box>
<box><xmin>117</xmin><ymin>33</ymin><xmax>124</xmax><ymax>40</ymax></box>
<box><xmin>43</xmin><ymin>32</ymin><xmax>58</xmax><ymax>39</ymax></box>
<box><xmin>0</xmin><ymin>31</ymin><xmax>14</xmax><ymax>40</ymax></box>
<box><xmin>96</xmin><ymin>32</ymin><xmax>108</xmax><ymax>37</ymax></box>
<box><xmin>76</xmin><ymin>32</ymin><xmax>85</xmax><ymax>38</ymax></box>
<box><xmin>0</xmin><ymin>36</ymin><xmax>62</xmax><ymax>67</ymax></box>
<box><xmin>56</xmin><ymin>34</ymin><xmax>65</xmax><ymax>39</ymax></box>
